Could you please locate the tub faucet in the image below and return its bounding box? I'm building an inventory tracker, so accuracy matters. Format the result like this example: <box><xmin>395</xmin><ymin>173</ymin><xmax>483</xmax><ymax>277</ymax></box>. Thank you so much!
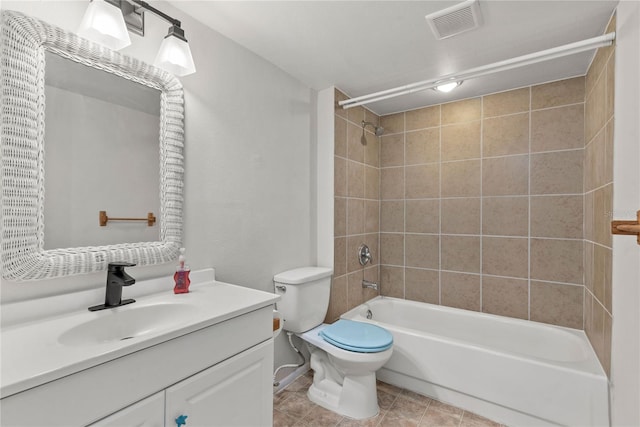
<box><xmin>362</xmin><ymin>279</ymin><xmax>378</xmax><ymax>291</ymax></box>
<box><xmin>89</xmin><ymin>262</ymin><xmax>137</xmax><ymax>311</ymax></box>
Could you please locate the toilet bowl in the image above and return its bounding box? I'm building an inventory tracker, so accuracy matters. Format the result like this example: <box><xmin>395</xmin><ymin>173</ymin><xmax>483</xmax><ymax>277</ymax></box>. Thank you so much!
<box><xmin>274</xmin><ymin>267</ymin><xmax>394</xmax><ymax>420</ymax></box>
<box><xmin>300</xmin><ymin>321</ymin><xmax>393</xmax><ymax>419</ymax></box>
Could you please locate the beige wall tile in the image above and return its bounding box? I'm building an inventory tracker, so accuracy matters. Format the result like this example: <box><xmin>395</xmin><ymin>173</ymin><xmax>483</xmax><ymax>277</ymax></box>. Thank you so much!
<box><xmin>405</xmin><ymin>268</ymin><xmax>439</xmax><ymax>304</ymax></box>
<box><xmin>441</xmin><ymin>160</ymin><xmax>481</xmax><ymax>197</ymax></box>
<box><xmin>605</xmin><ymin>121</ymin><xmax>614</xmax><ymax>184</ymax></box>
<box><xmin>405</xmin><ymin>234</ymin><xmax>439</xmax><ymax>269</ymax></box>
<box><xmin>586</xmin><ymin>42</ymin><xmax>613</xmax><ymax>96</ymax></box>
<box><xmin>441</xmin><ymin>272</ymin><xmax>480</xmax><ymax>312</ymax></box>
<box><xmin>406</xmin><ymin>105</ymin><xmax>440</xmax><ymax>131</ymax></box>
<box><xmin>606</xmin><ymin>54</ymin><xmax>615</xmax><ymax>121</ymax></box>
<box><xmin>593</xmin><ymin>243</ymin><xmax>608</xmax><ymax>304</ymax></box>
<box><xmin>347</xmin><ymin>121</ymin><xmax>365</xmax><ymax>163</ymax></box>
<box><xmin>364</xmin><ymin>108</ymin><xmax>379</xmax><ymax>126</ymax></box>
<box><xmin>347</xmin><ymin>236</ymin><xmax>367</xmax><ymax>273</ymax></box>
<box><xmin>603</xmin><ymin>312</ymin><xmax>612</xmax><ymax>376</ymax></box>
<box><xmin>334</xmin><ymin>156</ymin><xmax>347</xmax><ymax>197</ymax></box>
<box><xmin>380</xmin><ymin>167</ymin><xmax>404</xmax><ymax>200</ymax></box>
<box><xmin>585</xmin><ymin>130</ymin><xmax>606</xmax><ymax>192</ymax></box>
<box><xmin>335</xmin><ymin>116</ymin><xmax>347</xmax><ymax>158</ymax></box>
<box><xmin>482</xmin><ymin>276</ymin><xmax>528</xmax><ymax>319</ymax></box>
<box><xmin>593</xmin><ymin>184</ymin><xmax>613</xmax><ymax>247</ymax></box>
<box><xmin>482</xmin><ymin>237</ymin><xmax>528</xmax><ymax>278</ymax></box>
<box><xmin>530</xmin><ymin>281</ymin><xmax>583</xmax><ymax>329</ymax></box>
<box><xmin>365</xmin><ymin>166</ymin><xmax>380</xmax><ymax>200</ymax></box>
<box><xmin>530</xmin><ymin>238</ymin><xmax>583</xmax><ymax>284</ymax></box>
<box><xmin>381</xmin><ymin>112</ymin><xmax>405</xmax><ymax>134</ymax></box>
<box><xmin>380</xmin><ymin>266</ymin><xmax>405</xmax><ymax>298</ymax></box>
<box><xmin>334</xmin><ymin>88</ymin><xmax>348</xmax><ymax>119</ymax></box>
<box><xmin>584</xmin><ymin>241</ymin><xmax>595</xmax><ymax>293</ymax></box>
<box><xmin>406</xmin><ymin>164</ymin><xmax>440</xmax><ymax>199</ymax></box>
<box><xmin>347</xmin><ymin>105</ymin><xmax>366</xmax><ymax>125</ymax></box>
<box><xmin>406</xmin><ymin>199</ymin><xmax>439</xmax><ymax>233</ymax></box>
<box><xmin>483</xmin><ymin>155</ymin><xmax>529</xmax><ymax>196</ymax></box>
<box><xmin>530</xmin><ymin>195</ymin><xmax>583</xmax><ymax>239</ymax></box>
<box><xmin>381</xmin><ymin>200</ymin><xmax>404</xmax><ymax>232</ymax></box>
<box><xmin>584</xmin><ymin>190</ymin><xmax>595</xmax><ymax>242</ymax></box>
<box><xmin>441</xmin><ymin>198</ymin><xmax>480</xmax><ymax>235</ymax></box>
<box><xmin>380</xmin><ymin>134</ymin><xmax>404</xmax><ymax>167</ymax></box>
<box><xmin>364</xmin><ymin>134</ymin><xmax>380</xmax><ymax>167</ymax></box>
<box><xmin>442</xmin><ymin>98</ymin><xmax>481</xmax><ymax>125</ymax></box>
<box><xmin>531</xmin><ymin>150</ymin><xmax>583</xmax><ymax>195</ymax></box>
<box><xmin>442</xmin><ymin>235</ymin><xmax>480</xmax><ymax>273</ymax></box>
<box><xmin>531</xmin><ymin>104</ymin><xmax>584</xmax><ymax>152</ymax></box>
<box><xmin>325</xmin><ymin>275</ymin><xmax>348</xmax><ymax>323</ymax></box>
<box><xmin>347</xmin><ymin>160</ymin><xmax>365</xmax><ymax>198</ymax></box>
<box><xmin>347</xmin><ymin>271</ymin><xmax>366</xmax><ymax>309</ymax></box>
<box><xmin>380</xmin><ymin>233</ymin><xmax>404</xmax><ymax>266</ymax></box>
<box><xmin>334</xmin><ymin>237</ymin><xmax>347</xmax><ymax>278</ymax></box>
<box><xmin>364</xmin><ymin>200</ymin><xmax>380</xmax><ymax>234</ymax></box>
<box><xmin>335</xmin><ymin>197</ymin><xmax>347</xmax><ymax>236</ymax></box>
<box><xmin>585</xmin><ymin>72</ymin><xmax>607</xmax><ymax>143</ymax></box>
<box><xmin>483</xmin><ymin>87</ymin><xmax>530</xmax><ymax>117</ymax></box>
<box><xmin>442</xmin><ymin>121</ymin><xmax>481</xmax><ymax>161</ymax></box>
<box><xmin>483</xmin><ymin>113</ymin><xmax>529</xmax><ymax>157</ymax></box>
<box><xmin>584</xmin><ymin>290</ymin><xmax>594</xmax><ymax>339</ymax></box>
<box><xmin>482</xmin><ymin>196</ymin><xmax>528</xmax><ymax>236</ymax></box>
<box><xmin>531</xmin><ymin>76</ymin><xmax>585</xmax><ymax>110</ymax></box>
<box><xmin>406</xmin><ymin>128</ymin><xmax>440</xmax><ymax>165</ymax></box>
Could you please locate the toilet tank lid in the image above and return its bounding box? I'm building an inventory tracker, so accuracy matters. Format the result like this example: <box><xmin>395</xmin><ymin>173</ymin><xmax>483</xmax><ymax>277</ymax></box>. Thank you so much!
<box><xmin>273</xmin><ymin>267</ymin><xmax>333</xmax><ymax>284</ymax></box>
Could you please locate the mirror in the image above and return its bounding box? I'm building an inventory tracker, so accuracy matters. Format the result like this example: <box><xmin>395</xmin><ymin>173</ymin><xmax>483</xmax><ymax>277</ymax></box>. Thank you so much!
<box><xmin>44</xmin><ymin>51</ymin><xmax>161</xmax><ymax>249</ymax></box>
<box><xmin>1</xmin><ymin>10</ymin><xmax>185</xmax><ymax>280</ymax></box>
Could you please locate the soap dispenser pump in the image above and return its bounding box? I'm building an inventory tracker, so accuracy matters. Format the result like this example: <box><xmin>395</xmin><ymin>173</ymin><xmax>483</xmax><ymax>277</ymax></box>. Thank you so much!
<box><xmin>173</xmin><ymin>248</ymin><xmax>191</xmax><ymax>294</ymax></box>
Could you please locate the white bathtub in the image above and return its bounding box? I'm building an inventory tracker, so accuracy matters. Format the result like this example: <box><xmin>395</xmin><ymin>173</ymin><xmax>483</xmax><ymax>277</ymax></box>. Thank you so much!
<box><xmin>341</xmin><ymin>297</ymin><xmax>609</xmax><ymax>427</ymax></box>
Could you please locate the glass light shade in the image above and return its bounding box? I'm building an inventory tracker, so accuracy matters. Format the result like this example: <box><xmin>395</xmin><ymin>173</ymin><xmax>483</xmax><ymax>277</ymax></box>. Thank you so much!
<box><xmin>154</xmin><ymin>35</ymin><xmax>196</xmax><ymax>77</ymax></box>
<box><xmin>434</xmin><ymin>81</ymin><xmax>462</xmax><ymax>93</ymax></box>
<box><xmin>77</xmin><ymin>0</ymin><xmax>131</xmax><ymax>50</ymax></box>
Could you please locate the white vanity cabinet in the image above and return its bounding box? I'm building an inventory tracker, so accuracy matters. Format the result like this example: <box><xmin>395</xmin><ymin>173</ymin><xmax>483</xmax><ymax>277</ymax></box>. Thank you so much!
<box><xmin>90</xmin><ymin>340</ymin><xmax>273</xmax><ymax>427</ymax></box>
<box><xmin>1</xmin><ymin>297</ymin><xmax>276</xmax><ymax>427</ymax></box>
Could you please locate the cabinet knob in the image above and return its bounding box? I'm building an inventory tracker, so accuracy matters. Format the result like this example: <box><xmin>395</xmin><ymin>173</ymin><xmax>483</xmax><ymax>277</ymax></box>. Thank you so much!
<box><xmin>175</xmin><ymin>414</ymin><xmax>188</xmax><ymax>427</ymax></box>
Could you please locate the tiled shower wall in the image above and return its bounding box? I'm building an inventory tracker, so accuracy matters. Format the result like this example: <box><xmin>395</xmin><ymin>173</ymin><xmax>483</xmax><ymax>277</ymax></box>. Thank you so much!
<box><xmin>327</xmin><ymin>91</ymin><xmax>381</xmax><ymax>322</ymax></box>
<box><xmin>377</xmin><ymin>77</ymin><xmax>586</xmax><ymax>328</ymax></box>
<box><xmin>583</xmin><ymin>13</ymin><xmax>615</xmax><ymax>376</ymax></box>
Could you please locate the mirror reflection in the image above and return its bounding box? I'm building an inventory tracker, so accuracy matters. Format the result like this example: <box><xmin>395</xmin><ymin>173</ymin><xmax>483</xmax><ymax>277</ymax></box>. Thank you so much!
<box><xmin>43</xmin><ymin>51</ymin><xmax>161</xmax><ymax>249</ymax></box>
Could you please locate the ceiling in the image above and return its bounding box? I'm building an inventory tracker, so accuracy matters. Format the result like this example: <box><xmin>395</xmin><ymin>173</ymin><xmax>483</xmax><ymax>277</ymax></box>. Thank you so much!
<box><xmin>168</xmin><ymin>0</ymin><xmax>617</xmax><ymax>115</ymax></box>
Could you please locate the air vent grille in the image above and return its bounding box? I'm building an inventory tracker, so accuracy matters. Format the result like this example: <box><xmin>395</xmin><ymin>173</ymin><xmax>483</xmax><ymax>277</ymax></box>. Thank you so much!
<box><xmin>426</xmin><ymin>0</ymin><xmax>482</xmax><ymax>40</ymax></box>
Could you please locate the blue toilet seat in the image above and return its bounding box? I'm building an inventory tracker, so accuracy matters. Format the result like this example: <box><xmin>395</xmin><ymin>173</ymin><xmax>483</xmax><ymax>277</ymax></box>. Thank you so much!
<box><xmin>319</xmin><ymin>319</ymin><xmax>393</xmax><ymax>353</ymax></box>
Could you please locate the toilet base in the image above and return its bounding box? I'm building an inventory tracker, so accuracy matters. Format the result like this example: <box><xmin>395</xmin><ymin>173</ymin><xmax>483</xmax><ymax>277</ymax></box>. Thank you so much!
<box><xmin>307</xmin><ymin>371</ymin><xmax>379</xmax><ymax>420</ymax></box>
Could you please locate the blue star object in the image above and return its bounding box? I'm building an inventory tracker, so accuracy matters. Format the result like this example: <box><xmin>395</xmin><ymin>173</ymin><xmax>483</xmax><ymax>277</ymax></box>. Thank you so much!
<box><xmin>175</xmin><ymin>414</ymin><xmax>188</xmax><ymax>427</ymax></box>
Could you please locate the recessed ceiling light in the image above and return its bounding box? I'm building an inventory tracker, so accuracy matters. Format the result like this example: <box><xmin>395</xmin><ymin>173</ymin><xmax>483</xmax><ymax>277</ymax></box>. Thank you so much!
<box><xmin>434</xmin><ymin>81</ymin><xmax>462</xmax><ymax>93</ymax></box>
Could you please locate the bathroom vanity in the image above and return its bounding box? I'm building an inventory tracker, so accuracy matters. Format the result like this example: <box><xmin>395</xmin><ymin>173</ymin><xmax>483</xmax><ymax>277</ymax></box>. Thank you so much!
<box><xmin>0</xmin><ymin>270</ymin><xmax>279</xmax><ymax>426</ymax></box>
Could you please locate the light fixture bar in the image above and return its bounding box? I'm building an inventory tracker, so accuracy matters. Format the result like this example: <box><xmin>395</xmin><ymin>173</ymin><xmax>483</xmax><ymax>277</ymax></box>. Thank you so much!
<box><xmin>129</xmin><ymin>0</ymin><xmax>180</xmax><ymax>27</ymax></box>
<box><xmin>339</xmin><ymin>32</ymin><xmax>615</xmax><ymax>109</ymax></box>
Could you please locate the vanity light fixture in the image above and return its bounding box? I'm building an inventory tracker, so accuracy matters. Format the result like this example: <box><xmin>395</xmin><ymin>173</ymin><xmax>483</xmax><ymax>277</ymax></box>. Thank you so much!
<box><xmin>77</xmin><ymin>0</ymin><xmax>132</xmax><ymax>50</ymax></box>
<box><xmin>434</xmin><ymin>80</ymin><xmax>462</xmax><ymax>93</ymax></box>
<box><xmin>79</xmin><ymin>0</ymin><xmax>196</xmax><ymax>76</ymax></box>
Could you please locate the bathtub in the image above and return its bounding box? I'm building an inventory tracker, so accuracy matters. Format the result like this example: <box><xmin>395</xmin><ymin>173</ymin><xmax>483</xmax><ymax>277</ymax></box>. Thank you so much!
<box><xmin>341</xmin><ymin>297</ymin><xmax>609</xmax><ymax>427</ymax></box>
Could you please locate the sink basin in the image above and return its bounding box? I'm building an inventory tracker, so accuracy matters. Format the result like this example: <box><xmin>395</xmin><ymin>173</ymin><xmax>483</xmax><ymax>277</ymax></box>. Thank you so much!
<box><xmin>58</xmin><ymin>303</ymin><xmax>195</xmax><ymax>346</ymax></box>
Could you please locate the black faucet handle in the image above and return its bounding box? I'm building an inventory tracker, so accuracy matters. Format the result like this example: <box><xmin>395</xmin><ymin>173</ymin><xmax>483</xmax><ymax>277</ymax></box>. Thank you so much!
<box><xmin>108</xmin><ymin>262</ymin><xmax>137</xmax><ymax>271</ymax></box>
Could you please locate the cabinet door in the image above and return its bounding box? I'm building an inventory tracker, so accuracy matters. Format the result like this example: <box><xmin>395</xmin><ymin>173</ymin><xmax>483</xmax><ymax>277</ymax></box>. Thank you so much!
<box><xmin>89</xmin><ymin>391</ymin><xmax>164</xmax><ymax>427</ymax></box>
<box><xmin>165</xmin><ymin>340</ymin><xmax>273</xmax><ymax>427</ymax></box>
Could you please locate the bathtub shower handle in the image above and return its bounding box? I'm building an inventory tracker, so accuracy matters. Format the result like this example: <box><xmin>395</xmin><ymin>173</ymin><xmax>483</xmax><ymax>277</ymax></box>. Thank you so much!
<box><xmin>358</xmin><ymin>244</ymin><xmax>373</xmax><ymax>266</ymax></box>
<box><xmin>366</xmin><ymin>309</ymin><xmax>373</xmax><ymax>319</ymax></box>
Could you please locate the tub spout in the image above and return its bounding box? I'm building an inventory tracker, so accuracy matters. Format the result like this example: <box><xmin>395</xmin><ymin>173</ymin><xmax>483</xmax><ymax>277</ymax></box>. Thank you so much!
<box><xmin>362</xmin><ymin>279</ymin><xmax>378</xmax><ymax>290</ymax></box>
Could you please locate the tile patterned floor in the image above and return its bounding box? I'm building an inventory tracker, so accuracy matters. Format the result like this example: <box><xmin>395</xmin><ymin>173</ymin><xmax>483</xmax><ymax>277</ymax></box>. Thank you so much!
<box><xmin>274</xmin><ymin>372</ymin><xmax>505</xmax><ymax>427</ymax></box>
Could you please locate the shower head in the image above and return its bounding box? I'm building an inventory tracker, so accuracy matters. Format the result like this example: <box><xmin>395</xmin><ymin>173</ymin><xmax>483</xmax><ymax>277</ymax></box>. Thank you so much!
<box><xmin>361</xmin><ymin>121</ymin><xmax>384</xmax><ymax>137</ymax></box>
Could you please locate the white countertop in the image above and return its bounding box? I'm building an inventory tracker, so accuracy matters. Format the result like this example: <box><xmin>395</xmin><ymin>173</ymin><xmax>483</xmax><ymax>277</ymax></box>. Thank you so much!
<box><xmin>0</xmin><ymin>271</ymin><xmax>279</xmax><ymax>398</ymax></box>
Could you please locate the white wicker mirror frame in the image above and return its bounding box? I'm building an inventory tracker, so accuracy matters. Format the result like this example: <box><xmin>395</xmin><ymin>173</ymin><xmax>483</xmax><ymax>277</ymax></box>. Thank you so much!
<box><xmin>0</xmin><ymin>11</ymin><xmax>184</xmax><ymax>280</ymax></box>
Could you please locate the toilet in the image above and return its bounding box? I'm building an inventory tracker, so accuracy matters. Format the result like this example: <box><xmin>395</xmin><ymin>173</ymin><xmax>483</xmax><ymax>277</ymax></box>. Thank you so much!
<box><xmin>274</xmin><ymin>267</ymin><xmax>393</xmax><ymax>420</ymax></box>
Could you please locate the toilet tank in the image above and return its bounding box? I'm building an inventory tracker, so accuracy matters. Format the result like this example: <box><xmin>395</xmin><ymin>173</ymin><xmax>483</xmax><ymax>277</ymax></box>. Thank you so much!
<box><xmin>274</xmin><ymin>267</ymin><xmax>333</xmax><ymax>333</ymax></box>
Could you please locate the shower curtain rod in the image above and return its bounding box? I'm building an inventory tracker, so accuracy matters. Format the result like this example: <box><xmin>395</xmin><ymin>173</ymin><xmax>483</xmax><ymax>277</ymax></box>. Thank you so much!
<box><xmin>339</xmin><ymin>32</ymin><xmax>615</xmax><ymax>109</ymax></box>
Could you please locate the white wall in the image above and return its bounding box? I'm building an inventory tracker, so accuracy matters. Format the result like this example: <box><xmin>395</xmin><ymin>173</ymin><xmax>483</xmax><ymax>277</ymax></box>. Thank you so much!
<box><xmin>611</xmin><ymin>1</ymin><xmax>640</xmax><ymax>425</ymax></box>
<box><xmin>0</xmin><ymin>1</ymin><xmax>315</xmax><ymax>368</ymax></box>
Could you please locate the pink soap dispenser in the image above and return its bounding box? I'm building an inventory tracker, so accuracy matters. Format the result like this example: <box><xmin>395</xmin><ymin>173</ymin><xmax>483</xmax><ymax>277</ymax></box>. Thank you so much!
<box><xmin>173</xmin><ymin>248</ymin><xmax>191</xmax><ymax>294</ymax></box>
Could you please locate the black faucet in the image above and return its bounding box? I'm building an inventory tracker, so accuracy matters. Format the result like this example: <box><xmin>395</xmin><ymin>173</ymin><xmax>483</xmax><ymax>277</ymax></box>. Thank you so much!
<box><xmin>89</xmin><ymin>262</ymin><xmax>137</xmax><ymax>311</ymax></box>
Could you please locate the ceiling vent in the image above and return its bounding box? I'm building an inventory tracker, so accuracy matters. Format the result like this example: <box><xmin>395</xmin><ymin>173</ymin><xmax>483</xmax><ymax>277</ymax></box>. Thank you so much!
<box><xmin>425</xmin><ymin>0</ymin><xmax>483</xmax><ymax>40</ymax></box>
